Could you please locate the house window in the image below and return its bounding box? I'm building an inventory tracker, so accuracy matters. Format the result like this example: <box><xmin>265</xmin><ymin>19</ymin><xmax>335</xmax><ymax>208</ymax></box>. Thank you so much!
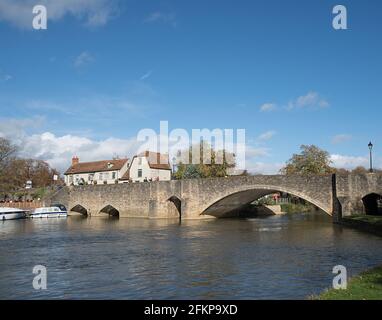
<box><xmin>138</xmin><ymin>169</ymin><xmax>142</xmax><ymax>178</ymax></box>
<box><xmin>104</xmin><ymin>172</ymin><xmax>109</xmax><ymax>180</ymax></box>
<box><xmin>88</xmin><ymin>174</ymin><xmax>94</xmax><ymax>181</ymax></box>
<box><xmin>75</xmin><ymin>175</ymin><xmax>79</xmax><ymax>183</ymax></box>
<box><xmin>69</xmin><ymin>175</ymin><xmax>73</xmax><ymax>184</ymax></box>
<box><xmin>112</xmin><ymin>172</ymin><xmax>116</xmax><ymax>179</ymax></box>
<box><xmin>99</xmin><ymin>173</ymin><xmax>103</xmax><ymax>181</ymax></box>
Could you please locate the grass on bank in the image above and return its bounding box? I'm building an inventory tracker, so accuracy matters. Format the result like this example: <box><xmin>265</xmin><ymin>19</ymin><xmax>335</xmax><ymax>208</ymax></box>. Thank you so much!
<box><xmin>343</xmin><ymin>215</ymin><xmax>382</xmax><ymax>226</ymax></box>
<box><xmin>315</xmin><ymin>266</ymin><xmax>382</xmax><ymax>300</ymax></box>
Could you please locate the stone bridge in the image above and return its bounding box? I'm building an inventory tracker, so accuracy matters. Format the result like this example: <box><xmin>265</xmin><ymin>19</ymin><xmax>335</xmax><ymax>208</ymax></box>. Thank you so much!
<box><xmin>47</xmin><ymin>173</ymin><xmax>382</xmax><ymax>222</ymax></box>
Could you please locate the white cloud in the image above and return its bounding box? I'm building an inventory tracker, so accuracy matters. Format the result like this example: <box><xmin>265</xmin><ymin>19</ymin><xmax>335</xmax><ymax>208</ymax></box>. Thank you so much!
<box><xmin>20</xmin><ymin>132</ymin><xmax>141</xmax><ymax>172</ymax></box>
<box><xmin>332</xmin><ymin>134</ymin><xmax>352</xmax><ymax>144</ymax></box>
<box><xmin>226</xmin><ymin>144</ymin><xmax>275</xmax><ymax>175</ymax></box>
<box><xmin>74</xmin><ymin>51</ymin><xmax>95</xmax><ymax>68</ymax></box>
<box><xmin>2</xmin><ymin>124</ymin><xmax>267</xmax><ymax>174</ymax></box>
<box><xmin>144</xmin><ymin>12</ymin><xmax>177</xmax><ymax>27</ymax></box>
<box><xmin>242</xmin><ymin>143</ymin><xmax>282</xmax><ymax>174</ymax></box>
<box><xmin>140</xmin><ymin>70</ymin><xmax>152</xmax><ymax>81</ymax></box>
<box><xmin>0</xmin><ymin>116</ymin><xmax>45</xmax><ymax>144</ymax></box>
<box><xmin>259</xmin><ymin>103</ymin><xmax>277</xmax><ymax>112</ymax></box>
<box><xmin>287</xmin><ymin>91</ymin><xmax>329</xmax><ymax>110</ymax></box>
<box><xmin>330</xmin><ymin>154</ymin><xmax>369</xmax><ymax>169</ymax></box>
<box><xmin>0</xmin><ymin>0</ymin><xmax>119</xmax><ymax>29</ymax></box>
<box><xmin>0</xmin><ymin>118</ymin><xmax>142</xmax><ymax>173</ymax></box>
<box><xmin>246</xmin><ymin>162</ymin><xmax>284</xmax><ymax>175</ymax></box>
<box><xmin>5</xmin><ymin>116</ymin><xmax>370</xmax><ymax>176</ymax></box>
<box><xmin>257</xmin><ymin>130</ymin><xmax>276</xmax><ymax>142</ymax></box>
<box><xmin>259</xmin><ymin>91</ymin><xmax>328</xmax><ymax>113</ymax></box>
<box><xmin>245</xmin><ymin>145</ymin><xmax>269</xmax><ymax>158</ymax></box>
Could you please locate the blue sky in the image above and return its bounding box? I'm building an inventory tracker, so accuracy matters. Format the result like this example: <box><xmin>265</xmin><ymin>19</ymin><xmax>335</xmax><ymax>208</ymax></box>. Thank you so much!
<box><xmin>0</xmin><ymin>0</ymin><xmax>381</xmax><ymax>173</ymax></box>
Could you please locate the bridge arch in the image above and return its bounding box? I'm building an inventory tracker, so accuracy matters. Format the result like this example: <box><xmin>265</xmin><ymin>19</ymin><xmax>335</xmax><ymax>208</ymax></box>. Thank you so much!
<box><xmin>167</xmin><ymin>196</ymin><xmax>182</xmax><ymax>219</ymax></box>
<box><xmin>70</xmin><ymin>204</ymin><xmax>88</xmax><ymax>216</ymax></box>
<box><xmin>362</xmin><ymin>193</ymin><xmax>382</xmax><ymax>215</ymax></box>
<box><xmin>200</xmin><ymin>184</ymin><xmax>332</xmax><ymax>218</ymax></box>
<box><xmin>99</xmin><ymin>205</ymin><xmax>120</xmax><ymax>217</ymax></box>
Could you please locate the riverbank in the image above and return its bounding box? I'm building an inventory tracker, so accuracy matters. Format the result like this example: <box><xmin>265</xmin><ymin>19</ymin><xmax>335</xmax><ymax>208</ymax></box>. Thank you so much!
<box><xmin>315</xmin><ymin>265</ymin><xmax>382</xmax><ymax>300</ymax></box>
<box><xmin>341</xmin><ymin>215</ymin><xmax>382</xmax><ymax>237</ymax></box>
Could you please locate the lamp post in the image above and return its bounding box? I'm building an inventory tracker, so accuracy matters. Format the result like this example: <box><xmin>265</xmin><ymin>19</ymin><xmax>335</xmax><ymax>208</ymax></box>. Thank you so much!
<box><xmin>368</xmin><ymin>141</ymin><xmax>374</xmax><ymax>173</ymax></box>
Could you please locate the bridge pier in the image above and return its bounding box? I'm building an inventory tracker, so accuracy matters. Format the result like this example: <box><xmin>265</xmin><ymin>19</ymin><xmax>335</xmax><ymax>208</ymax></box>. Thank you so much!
<box><xmin>337</xmin><ymin>196</ymin><xmax>363</xmax><ymax>218</ymax></box>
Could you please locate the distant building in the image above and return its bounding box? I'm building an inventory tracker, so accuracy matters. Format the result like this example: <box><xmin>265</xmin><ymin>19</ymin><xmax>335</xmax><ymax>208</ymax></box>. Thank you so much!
<box><xmin>64</xmin><ymin>152</ymin><xmax>171</xmax><ymax>186</ymax></box>
<box><xmin>128</xmin><ymin>151</ymin><xmax>171</xmax><ymax>182</ymax></box>
<box><xmin>64</xmin><ymin>156</ymin><xmax>130</xmax><ymax>186</ymax></box>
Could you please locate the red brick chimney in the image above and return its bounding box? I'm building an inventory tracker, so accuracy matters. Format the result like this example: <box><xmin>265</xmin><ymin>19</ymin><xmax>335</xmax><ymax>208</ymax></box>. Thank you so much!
<box><xmin>72</xmin><ymin>156</ymin><xmax>79</xmax><ymax>166</ymax></box>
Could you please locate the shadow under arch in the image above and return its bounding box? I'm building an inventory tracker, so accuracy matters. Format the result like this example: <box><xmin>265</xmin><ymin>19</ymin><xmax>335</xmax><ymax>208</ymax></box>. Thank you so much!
<box><xmin>201</xmin><ymin>187</ymin><xmax>330</xmax><ymax>218</ymax></box>
<box><xmin>100</xmin><ymin>205</ymin><xmax>120</xmax><ymax>217</ymax></box>
<box><xmin>362</xmin><ymin>193</ymin><xmax>382</xmax><ymax>216</ymax></box>
<box><xmin>70</xmin><ymin>204</ymin><xmax>88</xmax><ymax>216</ymax></box>
<box><xmin>167</xmin><ymin>196</ymin><xmax>182</xmax><ymax>219</ymax></box>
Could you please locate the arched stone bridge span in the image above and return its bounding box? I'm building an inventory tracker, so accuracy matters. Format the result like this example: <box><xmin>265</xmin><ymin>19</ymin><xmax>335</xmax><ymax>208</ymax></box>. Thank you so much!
<box><xmin>48</xmin><ymin>174</ymin><xmax>382</xmax><ymax>222</ymax></box>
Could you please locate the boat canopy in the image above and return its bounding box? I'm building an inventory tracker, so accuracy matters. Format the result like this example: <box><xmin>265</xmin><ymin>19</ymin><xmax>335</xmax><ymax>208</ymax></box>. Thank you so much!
<box><xmin>33</xmin><ymin>206</ymin><xmax>67</xmax><ymax>214</ymax></box>
<box><xmin>0</xmin><ymin>207</ymin><xmax>28</xmax><ymax>213</ymax></box>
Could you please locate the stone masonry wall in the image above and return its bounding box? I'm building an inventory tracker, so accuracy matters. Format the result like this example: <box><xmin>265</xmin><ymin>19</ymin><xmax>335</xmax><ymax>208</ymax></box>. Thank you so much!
<box><xmin>50</xmin><ymin>175</ymin><xmax>335</xmax><ymax>219</ymax></box>
<box><xmin>336</xmin><ymin>173</ymin><xmax>382</xmax><ymax>217</ymax></box>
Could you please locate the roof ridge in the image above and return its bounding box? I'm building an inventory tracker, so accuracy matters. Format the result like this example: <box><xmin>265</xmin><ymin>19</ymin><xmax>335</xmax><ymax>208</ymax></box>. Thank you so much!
<box><xmin>72</xmin><ymin>158</ymin><xmax>128</xmax><ymax>165</ymax></box>
<box><xmin>64</xmin><ymin>158</ymin><xmax>129</xmax><ymax>175</ymax></box>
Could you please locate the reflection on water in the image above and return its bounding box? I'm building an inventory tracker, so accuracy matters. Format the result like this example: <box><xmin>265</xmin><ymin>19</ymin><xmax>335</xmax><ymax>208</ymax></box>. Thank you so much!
<box><xmin>0</xmin><ymin>213</ymin><xmax>382</xmax><ymax>299</ymax></box>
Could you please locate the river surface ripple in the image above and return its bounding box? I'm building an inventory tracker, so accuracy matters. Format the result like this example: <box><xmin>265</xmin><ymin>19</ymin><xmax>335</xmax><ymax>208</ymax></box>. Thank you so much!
<box><xmin>1</xmin><ymin>212</ymin><xmax>381</xmax><ymax>299</ymax></box>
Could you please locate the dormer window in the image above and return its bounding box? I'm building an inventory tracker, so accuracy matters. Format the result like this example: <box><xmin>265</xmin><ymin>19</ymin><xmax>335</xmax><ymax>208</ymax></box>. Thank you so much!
<box><xmin>107</xmin><ymin>162</ymin><xmax>113</xmax><ymax>169</ymax></box>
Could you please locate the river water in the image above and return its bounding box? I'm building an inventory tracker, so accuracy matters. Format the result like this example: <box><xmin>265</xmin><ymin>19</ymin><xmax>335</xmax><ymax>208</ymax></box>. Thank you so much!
<box><xmin>1</xmin><ymin>212</ymin><xmax>382</xmax><ymax>299</ymax></box>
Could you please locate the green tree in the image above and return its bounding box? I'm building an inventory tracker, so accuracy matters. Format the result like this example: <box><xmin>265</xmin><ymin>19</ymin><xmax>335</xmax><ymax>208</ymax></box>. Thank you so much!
<box><xmin>182</xmin><ymin>164</ymin><xmax>203</xmax><ymax>179</ymax></box>
<box><xmin>174</xmin><ymin>141</ymin><xmax>236</xmax><ymax>179</ymax></box>
<box><xmin>281</xmin><ymin>145</ymin><xmax>333</xmax><ymax>175</ymax></box>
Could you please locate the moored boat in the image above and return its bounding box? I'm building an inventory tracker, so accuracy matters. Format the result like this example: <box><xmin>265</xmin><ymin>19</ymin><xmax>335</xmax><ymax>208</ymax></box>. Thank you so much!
<box><xmin>0</xmin><ymin>207</ymin><xmax>28</xmax><ymax>221</ymax></box>
<box><xmin>30</xmin><ymin>205</ymin><xmax>68</xmax><ymax>218</ymax></box>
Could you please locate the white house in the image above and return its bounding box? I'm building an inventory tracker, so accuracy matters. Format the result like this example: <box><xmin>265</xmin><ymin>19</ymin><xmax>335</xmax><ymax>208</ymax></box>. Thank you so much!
<box><xmin>64</xmin><ymin>156</ymin><xmax>130</xmax><ymax>186</ymax></box>
<box><xmin>127</xmin><ymin>151</ymin><xmax>172</xmax><ymax>182</ymax></box>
